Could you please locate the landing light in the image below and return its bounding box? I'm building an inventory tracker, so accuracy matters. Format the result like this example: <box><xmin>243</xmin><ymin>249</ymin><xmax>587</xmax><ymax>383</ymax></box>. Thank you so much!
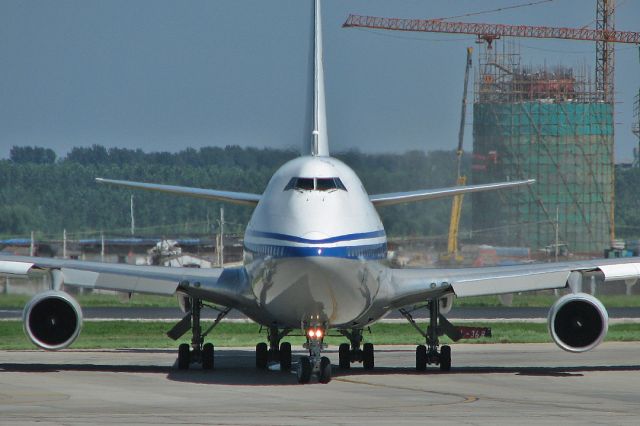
<box><xmin>307</xmin><ymin>328</ymin><xmax>324</xmax><ymax>339</ymax></box>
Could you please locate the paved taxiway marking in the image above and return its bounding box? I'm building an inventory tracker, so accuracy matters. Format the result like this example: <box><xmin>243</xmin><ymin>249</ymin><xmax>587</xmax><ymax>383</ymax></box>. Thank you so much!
<box><xmin>334</xmin><ymin>376</ymin><xmax>478</xmax><ymax>405</ymax></box>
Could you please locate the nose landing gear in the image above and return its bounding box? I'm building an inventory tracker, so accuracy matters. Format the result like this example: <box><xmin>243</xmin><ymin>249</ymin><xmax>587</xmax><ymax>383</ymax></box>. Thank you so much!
<box><xmin>297</xmin><ymin>326</ymin><xmax>331</xmax><ymax>384</ymax></box>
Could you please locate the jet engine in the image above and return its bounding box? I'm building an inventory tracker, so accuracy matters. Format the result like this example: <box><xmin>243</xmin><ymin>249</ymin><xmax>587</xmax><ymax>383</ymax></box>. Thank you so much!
<box><xmin>22</xmin><ymin>290</ymin><xmax>83</xmax><ymax>350</ymax></box>
<box><xmin>547</xmin><ymin>293</ymin><xmax>608</xmax><ymax>353</ymax></box>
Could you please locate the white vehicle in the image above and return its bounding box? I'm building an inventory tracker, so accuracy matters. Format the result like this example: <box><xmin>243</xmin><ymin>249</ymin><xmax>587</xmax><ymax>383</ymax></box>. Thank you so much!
<box><xmin>1</xmin><ymin>0</ymin><xmax>638</xmax><ymax>384</ymax></box>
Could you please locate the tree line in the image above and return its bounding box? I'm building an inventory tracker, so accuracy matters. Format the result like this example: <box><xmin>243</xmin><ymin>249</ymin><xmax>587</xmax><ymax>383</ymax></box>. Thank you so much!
<box><xmin>1</xmin><ymin>145</ymin><xmax>467</xmax><ymax>241</ymax></box>
<box><xmin>3</xmin><ymin>145</ymin><xmax>640</xmax><ymax>243</ymax></box>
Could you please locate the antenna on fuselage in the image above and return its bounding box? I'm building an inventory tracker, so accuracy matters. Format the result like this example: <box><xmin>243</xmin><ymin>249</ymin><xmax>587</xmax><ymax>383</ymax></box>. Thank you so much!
<box><xmin>311</xmin><ymin>0</ymin><xmax>329</xmax><ymax>157</ymax></box>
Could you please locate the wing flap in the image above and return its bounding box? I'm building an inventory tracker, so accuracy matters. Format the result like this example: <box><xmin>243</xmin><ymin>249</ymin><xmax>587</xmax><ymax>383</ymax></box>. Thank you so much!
<box><xmin>450</xmin><ymin>269</ymin><xmax>570</xmax><ymax>297</ymax></box>
<box><xmin>0</xmin><ymin>255</ymin><xmax>251</xmax><ymax>307</ymax></box>
<box><xmin>0</xmin><ymin>260</ymin><xmax>34</xmax><ymax>275</ymax></box>
<box><xmin>60</xmin><ymin>268</ymin><xmax>180</xmax><ymax>295</ymax></box>
<box><xmin>388</xmin><ymin>257</ymin><xmax>640</xmax><ymax>308</ymax></box>
<box><xmin>599</xmin><ymin>263</ymin><xmax>640</xmax><ymax>281</ymax></box>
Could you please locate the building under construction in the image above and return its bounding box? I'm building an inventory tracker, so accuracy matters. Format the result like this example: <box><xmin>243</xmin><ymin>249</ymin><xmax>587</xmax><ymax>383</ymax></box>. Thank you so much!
<box><xmin>471</xmin><ymin>43</ymin><xmax>614</xmax><ymax>254</ymax></box>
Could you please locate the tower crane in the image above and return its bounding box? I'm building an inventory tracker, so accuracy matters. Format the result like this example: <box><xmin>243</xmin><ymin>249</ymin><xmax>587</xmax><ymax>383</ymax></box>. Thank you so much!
<box><xmin>343</xmin><ymin>0</ymin><xmax>639</xmax><ymax>104</ymax></box>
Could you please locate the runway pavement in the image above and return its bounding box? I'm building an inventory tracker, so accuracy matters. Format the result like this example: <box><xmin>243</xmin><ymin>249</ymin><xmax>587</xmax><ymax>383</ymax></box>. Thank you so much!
<box><xmin>1</xmin><ymin>342</ymin><xmax>639</xmax><ymax>425</ymax></box>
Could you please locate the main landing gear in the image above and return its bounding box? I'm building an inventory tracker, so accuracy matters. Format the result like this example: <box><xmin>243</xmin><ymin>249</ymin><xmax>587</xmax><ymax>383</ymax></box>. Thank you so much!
<box><xmin>400</xmin><ymin>298</ymin><xmax>453</xmax><ymax>372</ymax></box>
<box><xmin>255</xmin><ymin>326</ymin><xmax>293</xmax><ymax>372</ymax></box>
<box><xmin>167</xmin><ymin>297</ymin><xmax>230</xmax><ymax>370</ymax></box>
<box><xmin>338</xmin><ymin>329</ymin><xmax>374</xmax><ymax>370</ymax></box>
<box><xmin>297</xmin><ymin>326</ymin><xmax>332</xmax><ymax>384</ymax></box>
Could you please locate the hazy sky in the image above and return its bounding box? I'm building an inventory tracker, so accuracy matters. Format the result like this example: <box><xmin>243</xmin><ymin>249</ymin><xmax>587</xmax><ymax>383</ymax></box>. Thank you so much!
<box><xmin>1</xmin><ymin>0</ymin><xmax>639</xmax><ymax>161</ymax></box>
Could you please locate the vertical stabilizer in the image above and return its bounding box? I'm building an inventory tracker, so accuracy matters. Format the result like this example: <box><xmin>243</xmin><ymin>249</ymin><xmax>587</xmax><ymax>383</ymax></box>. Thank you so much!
<box><xmin>310</xmin><ymin>0</ymin><xmax>329</xmax><ymax>156</ymax></box>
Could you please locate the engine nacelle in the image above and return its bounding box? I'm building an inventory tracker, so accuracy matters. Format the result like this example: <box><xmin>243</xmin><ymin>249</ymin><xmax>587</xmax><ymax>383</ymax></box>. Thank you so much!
<box><xmin>548</xmin><ymin>293</ymin><xmax>608</xmax><ymax>353</ymax></box>
<box><xmin>22</xmin><ymin>290</ymin><xmax>83</xmax><ymax>351</ymax></box>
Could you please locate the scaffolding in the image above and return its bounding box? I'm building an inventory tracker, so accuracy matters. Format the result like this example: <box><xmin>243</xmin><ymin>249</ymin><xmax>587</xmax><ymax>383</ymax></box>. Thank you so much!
<box><xmin>634</xmin><ymin>90</ymin><xmax>640</xmax><ymax>167</ymax></box>
<box><xmin>471</xmin><ymin>43</ymin><xmax>614</xmax><ymax>254</ymax></box>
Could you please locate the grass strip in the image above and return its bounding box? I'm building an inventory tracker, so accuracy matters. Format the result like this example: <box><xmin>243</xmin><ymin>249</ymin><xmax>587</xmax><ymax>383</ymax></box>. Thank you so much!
<box><xmin>3</xmin><ymin>293</ymin><xmax>640</xmax><ymax>309</ymax></box>
<box><xmin>1</xmin><ymin>321</ymin><xmax>639</xmax><ymax>350</ymax></box>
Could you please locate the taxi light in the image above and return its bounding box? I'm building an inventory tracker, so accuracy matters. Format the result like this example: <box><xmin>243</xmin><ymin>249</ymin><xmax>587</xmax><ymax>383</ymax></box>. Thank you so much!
<box><xmin>306</xmin><ymin>328</ymin><xmax>324</xmax><ymax>339</ymax></box>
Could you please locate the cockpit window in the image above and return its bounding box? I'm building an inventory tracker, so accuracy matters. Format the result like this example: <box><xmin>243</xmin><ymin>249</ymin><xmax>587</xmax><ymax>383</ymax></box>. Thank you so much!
<box><xmin>285</xmin><ymin>177</ymin><xmax>314</xmax><ymax>191</ymax></box>
<box><xmin>284</xmin><ymin>177</ymin><xmax>347</xmax><ymax>192</ymax></box>
<box><xmin>316</xmin><ymin>178</ymin><xmax>336</xmax><ymax>191</ymax></box>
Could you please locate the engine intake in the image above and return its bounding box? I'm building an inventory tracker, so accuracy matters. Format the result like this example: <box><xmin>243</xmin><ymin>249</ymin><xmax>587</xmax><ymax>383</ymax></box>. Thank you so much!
<box><xmin>22</xmin><ymin>290</ymin><xmax>83</xmax><ymax>351</ymax></box>
<box><xmin>548</xmin><ymin>293</ymin><xmax>608</xmax><ymax>353</ymax></box>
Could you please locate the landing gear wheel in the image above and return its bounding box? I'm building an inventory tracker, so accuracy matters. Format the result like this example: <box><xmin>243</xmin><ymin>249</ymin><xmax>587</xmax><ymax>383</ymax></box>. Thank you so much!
<box><xmin>416</xmin><ymin>345</ymin><xmax>427</xmax><ymax>371</ymax></box>
<box><xmin>440</xmin><ymin>345</ymin><xmax>451</xmax><ymax>372</ymax></box>
<box><xmin>339</xmin><ymin>343</ymin><xmax>351</xmax><ymax>369</ymax></box>
<box><xmin>279</xmin><ymin>342</ymin><xmax>292</xmax><ymax>371</ymax></box>
<box><xmin>256</xmin><ymin>342</ymin><xmax>268</xmax><ymax>369</ymax></box>
<box><xmin>363</xmin><ymin>343</ymin><xmax>374</xmax><ymax>370</ymax></box>
<box><xmin>178</xmin><ymin>343</ymin><xmax>190</xmax><ymax>370</ymax></box>
<box><xmin>297</xmin><ymin>356</ymin><xmax>312</xmax><ymax>384</ymax></box>
<box><xmin>202</xmin><ymin>342</ymin><xmax>214</xmax><ymax>370</ymax></box>
<box><xmin>319</xmin><ymin>356</ymin><xmax>332</xmax><ymax>384</ymax></box>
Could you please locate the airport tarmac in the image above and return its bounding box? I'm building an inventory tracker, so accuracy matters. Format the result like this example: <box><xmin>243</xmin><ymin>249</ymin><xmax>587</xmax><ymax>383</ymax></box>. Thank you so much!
<box><xmin>1</xmin><ymin>343</ymin><xmax>639</xmax><ymax>425</ymax></box>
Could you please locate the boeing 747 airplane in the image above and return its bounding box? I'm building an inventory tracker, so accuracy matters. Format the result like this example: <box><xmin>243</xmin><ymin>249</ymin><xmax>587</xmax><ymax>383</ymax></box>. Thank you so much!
<box><xmin>2</xmin><ymin>0</ymin><xmax>639</xmax><ymax>384</ymax></box>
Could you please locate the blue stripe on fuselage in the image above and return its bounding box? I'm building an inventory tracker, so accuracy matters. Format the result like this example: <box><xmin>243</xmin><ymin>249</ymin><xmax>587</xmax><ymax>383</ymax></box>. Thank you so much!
<box><xmin>244</xmin><ymin>242</ymin><xmax>387</xmax><ymax>260</ymax></box>
<box><xmin>245</xmin><ymin>229</ymin><xmax>386</xmax><ymax>244</ymax></box>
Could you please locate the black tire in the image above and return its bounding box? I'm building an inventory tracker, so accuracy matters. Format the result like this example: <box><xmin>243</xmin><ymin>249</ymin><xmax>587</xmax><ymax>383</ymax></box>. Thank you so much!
<box><xmin>178</xmin><ymin>343</ymin><xmax>190</xmax><ymax>370</ymax></box>
<box><xmin>416</xmin><ymin>345</ymin><xmax>427</xmax><ymax>371</ymax></box>
<box><xmin>279</xmin><ymin>342</ymin><xmax>292</xmax><ymax>371</ymax></box>
<box><xmin>202</xmin><ymin>342</ymin><xmax>214</xmax><ymax>370</ymax></box>
<box><xmin>319</xmin><ymin>356</ymin><xmax>332</xmax><ymax>384</ymax></box>
<box><xmin>339</xmin><ymin>343</ymin><xmax>351</xmax><ymax>369</ymax></box>
<box><xmin>363</xmin><ymin>343</ymin><xmax>374</xmax><ymax>370</ymax></box>
<box><xmin>256</xmin><ymin>342</ymin><xmax>268</xmax><ymax>369</ymax></box>
<box><xmin>440</xmin><ymin>345</ymin><xmax>451</xmax><ymax>372</ymax></box>
<box><xmin>297</xmin><ymin>356</ymin><xmax>312</xmax><ymax>384</ymax></box>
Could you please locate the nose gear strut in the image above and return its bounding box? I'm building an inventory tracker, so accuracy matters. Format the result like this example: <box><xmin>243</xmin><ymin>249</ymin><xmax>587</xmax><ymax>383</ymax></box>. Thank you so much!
<box><xmin>297</xmin><ymin>325</ymin><xmax>332</xmax><ymax>384</ymax></box>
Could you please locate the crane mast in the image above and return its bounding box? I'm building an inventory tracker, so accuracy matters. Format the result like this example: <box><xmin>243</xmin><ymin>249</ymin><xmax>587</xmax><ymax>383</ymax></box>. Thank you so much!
<box><xmin>442</xmin><ymin>47</ymin><xmax>473</xmax><ymax>264</ymax></box>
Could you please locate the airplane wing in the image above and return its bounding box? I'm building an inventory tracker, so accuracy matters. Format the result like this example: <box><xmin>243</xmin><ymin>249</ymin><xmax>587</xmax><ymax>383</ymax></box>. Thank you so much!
<box><xmin>96</xmin><ymin>178</ymin><xmax>261</xmax><ymax>206</ymax></box>
<box><xmin>387</xmin><ymin>257</ymin><xmax>640</xmax><ymax>309</ymax></box>
<box><xmin>369</xmin><ymin>179</ymin><xmax>534</xmax><ymax>207</ymax></box>
<box><xmin>0</xmin><ymin>254</ymin><xmax>253</xmax><ymax>308</ymax></box>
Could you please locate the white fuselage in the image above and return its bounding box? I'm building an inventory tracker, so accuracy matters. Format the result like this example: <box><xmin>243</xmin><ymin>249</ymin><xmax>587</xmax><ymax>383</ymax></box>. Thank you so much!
<box><xmin>241</xmin><ymin>155</ymin><xmax>392</xmax><ymax>329</ymax></box>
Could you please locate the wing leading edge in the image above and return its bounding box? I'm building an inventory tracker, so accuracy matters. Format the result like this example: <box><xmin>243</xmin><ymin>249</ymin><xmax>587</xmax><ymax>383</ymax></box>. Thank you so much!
<box><xmin>96</xmin><ymin>178</ymin><xmax>261</xmax><ymax>207</ymax></box>
<box><xmin>369</xmin><ymin>179</ymin><xmax>535</xmax><ymax>207</ymax></box>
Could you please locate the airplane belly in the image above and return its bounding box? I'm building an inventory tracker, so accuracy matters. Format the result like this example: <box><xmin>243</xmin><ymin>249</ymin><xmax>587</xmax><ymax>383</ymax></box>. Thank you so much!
<box><xmin>250</xmin><ymin>257</ymin><xmax>380</xmax><ymax>328</ymax></box>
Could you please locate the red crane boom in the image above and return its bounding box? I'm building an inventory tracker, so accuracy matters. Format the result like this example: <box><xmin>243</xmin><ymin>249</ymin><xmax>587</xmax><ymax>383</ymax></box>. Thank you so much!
<box><xmin>343</xmin><ymin>14</ymin><xmax>640</xmax><ymax>44</ymax></box>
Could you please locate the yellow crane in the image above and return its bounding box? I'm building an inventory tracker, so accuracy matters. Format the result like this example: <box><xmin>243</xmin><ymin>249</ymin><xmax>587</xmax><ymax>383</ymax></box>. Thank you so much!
<box><xmin>441</xmin><ymin>47</ymin><xmax>473</xmax><ymax>264</ymax></box>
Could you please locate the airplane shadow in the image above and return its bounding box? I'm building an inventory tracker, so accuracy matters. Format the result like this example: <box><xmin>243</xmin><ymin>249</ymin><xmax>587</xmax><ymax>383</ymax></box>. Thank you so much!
<box><xmin>2</xmin><ymin>348</ymin><xmax>640</xmax><ymax>385</ymax></box>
